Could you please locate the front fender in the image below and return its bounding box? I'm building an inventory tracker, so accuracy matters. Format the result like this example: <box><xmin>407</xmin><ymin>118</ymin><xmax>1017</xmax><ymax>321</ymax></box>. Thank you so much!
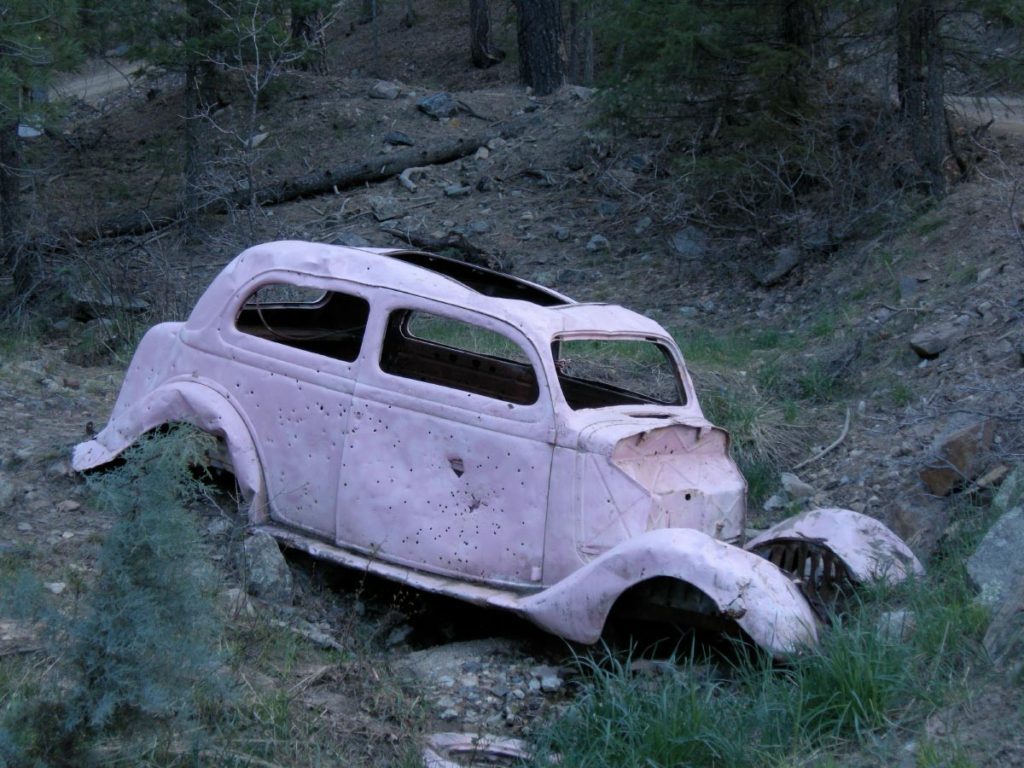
<box><xmin>514</xmin><ymin>529</ymin><xmax>818</xmax><ymax>655</ymax></box>
<box><xmin>72</xmin><ymin>380</ymin><xmax>267</xmax><ymax>522</ymax></box>
<box><xmin>745</xmin><ymin>508</ymin><xmax>924</xmax><ymax>584</ymax></box>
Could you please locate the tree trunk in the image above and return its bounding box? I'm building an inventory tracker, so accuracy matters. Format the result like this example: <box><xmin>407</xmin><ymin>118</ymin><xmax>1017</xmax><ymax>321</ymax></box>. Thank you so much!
<box><xmin>292</xmin><ymin>7</ymin><xmax>328</xmax><ymax>73</ymax></box>
<box><xmin>514</xmin><ymin>0</ymin><xmax>564</xmax><ymax>95</ymax></box>
<box><xmin>897</xmin><ymin>0</ymin><xmax>948</xmax><ymax>196</ymax></box>
<box><xmin>567</xmin><ymin>1</ymin><xmax>593</xmax><ymax>85</ymax></box>
<box><xmin>0</xmin><ymin>120</ymin><xmax>32</xmax><ymax>298</ymax></box>
<box><xmin>470</xmin><ymin>0</ymin><xmax>505</xmax><ymax>68</ymax></box>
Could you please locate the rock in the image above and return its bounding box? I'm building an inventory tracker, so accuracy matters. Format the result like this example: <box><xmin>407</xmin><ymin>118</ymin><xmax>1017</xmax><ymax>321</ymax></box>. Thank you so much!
<box><xmin>67</xmin><ymin>285</ymin><xmax>149</xmax><ymax>322</ymax></box>
<box><xmin>246</xmin><ymin>132</ymin><xmax>269</xmax><ymax>149</ymax></box>
<box><xmin>596</xmin><ymin>199</ymin><xmax>620</xmax><ymax>217</ymax></box>
<box><xmin>0</xmin><ymin>475</ymin><xmax>16</xmax><ymax>510</ymax></box>
<box><xmin>55</xmin><ymin>499</ymin><xmax>80</xmax><ymax>514</ymax></box>
<box><xmin>552</xmin><ymin>226</ymin><xmax>570</xmax><ymax>241</ymax></box>
<box><xmin>983</xmin><ymin>576</ymin><xmax>1024</xmax><ymax>681</ymax></box>
<box><xmin>476</xmin><ymin>175</ymin><xmax>495</xmax><ymax>192</ymax></box>
<box><xmin>474</xmin><ymin>146</ymin><xmax>490</xmax><ymax>160</ymax></box>
<box><xmin>919</xmin><ymin>419</ymin><xmax>997</xmax><ymax>496</ymax></box>
<box><xmin>241</xmin><ymin>531</ymin><xmax>293</xmax><ymax>604</ymax></box>
<box><xmin>634</xmin><ymin>216</ymin><xmax>652</xmax><ymax>234</ymax></box>
<box><xmin>44</xmin><ymin>582</ymin><xmax>66</xmax><ymax>595</ymax></box>
<box><xmin>677</xmin><ymin>306</ymin><xmax>698</xmax><ymax>319</ymax></box>
<box><xmin>755</xmin><ymin>246</ymin><xmax>802</xmax><ymax>286</ymax></box>
<box><xmin>16</xmin><ymin>522</ymin><xmax>32</xmax><ymax>532</ymax></box>
<box><xmin>207</xmin><ymin>517</ymin><xmax>232</xmax><ymax>536</ymax></box>
<box><xmin>386</xmin><ymin>624</ymin><xmax>414</xmax><ymax>648</ymax></box>
<box><xmin>763</xmin><ymin>493</ymin><xmax>788</xmax><ymax>512</ymax></box>
<box><xmin>877</xmin><ymin>610</ymin><xmax>916</xmax><ymax>642</ymax></box>
<box><xmin>586</xmin><ymin>234</ymin><xmax>609</xmax><ymax>252</ymax></box>
<box><xmin>368</xmin><ymin>195</ymin><xmax>403</xmax><ymax>222</ymax></box>
<box><xmin>781</xmin><ymin>472</ymin><xmax>815</xmax><ymax>500</ymax></box>
<box><xmin>993</xmin><ymin>466</ymin><xmax>1024</xmax><ymax>514</ymax></box>
<box><xmin>444</xmin><ymin>184</ymin><xmax>472</xmax><ymax>197</ymax></box>
<box><xmin>966</xmin><ymin>505</ymin><xmax>1024</xmax><ymax>607</ymax></box>
<box><xmin>368</xmin><ymin>80</ymin><xmax>401</xmax><ymax>100</ymax></box>
<box><xmin>383</xmin><ymin>130</ymin><xmax>415</xmax><ymax>146</ymax></box>
<box><xmin>909</xmin><ymin>324</ymin><xmax>958</xmax><ymax>359</ymax></box>
<box><xmin>469</xmin><ymin>220</ymin><xmax>491</xmax><ymax>234</ymax></box>
<box><xmin>220</xmin><ymin>587</ymin><xmax>256</xmax><ymax>618</ymax></box>
<box><xmin>331</xmin><ymin>231</ymin><xmax>372</xmax><ymax>248</ymax></box>
<box><xmin>416</xmin><ymin>92</ymin><xmax>459</xmax><ymax>119</ymax></box>
<box><xmin>668</xmin><ymin>227</ymin><xmax>708</xmax><ymax>262</ymax></box>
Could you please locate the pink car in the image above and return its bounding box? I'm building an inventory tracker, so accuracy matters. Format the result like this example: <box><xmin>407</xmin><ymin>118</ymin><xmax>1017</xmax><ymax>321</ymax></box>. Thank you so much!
<box><xmin>74</xmin><ymin>241</ymin><xmax>921</xmax><ymax>655</ymax></box>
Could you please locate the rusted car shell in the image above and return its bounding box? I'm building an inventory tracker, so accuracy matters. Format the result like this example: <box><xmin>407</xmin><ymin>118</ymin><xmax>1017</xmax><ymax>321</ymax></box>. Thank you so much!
<box><xmin>73</xmin><ymin>240</ymin><xmax>921</xmax><ymax>656</ymax></box>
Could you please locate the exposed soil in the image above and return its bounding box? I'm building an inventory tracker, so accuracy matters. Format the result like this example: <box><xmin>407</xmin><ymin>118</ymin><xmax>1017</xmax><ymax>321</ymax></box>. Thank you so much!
<box><xmin>3</xmin><ymin>2</ymin><xmax>1024</xmax><ymax>764</ymax></box>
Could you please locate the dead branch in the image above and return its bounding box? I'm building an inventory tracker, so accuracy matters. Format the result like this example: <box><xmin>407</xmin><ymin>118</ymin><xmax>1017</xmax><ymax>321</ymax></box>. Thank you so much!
<box><xmin>65</xmin><ymin>116</ymin><xmax>538</xmax><ymax>244</ymax></box>
<box><xmin>792</xmin><ymin>407</ymin><xmax>851</xmax><ymax>471</ymax></box>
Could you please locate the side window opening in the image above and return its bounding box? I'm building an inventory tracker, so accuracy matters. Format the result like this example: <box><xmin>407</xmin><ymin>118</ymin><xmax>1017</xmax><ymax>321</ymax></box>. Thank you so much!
<box><xmin>236</xmin><ymin>283</ymin><xmax>370</xmax><ymax>363</ymax></box>
<box><xmin>553</xmin><ymin>337</ymin><xmax>685</xmax><ymax>409</ymax></box>
<box><xmin>380</xmin><ymin>310</ymin><xmax>540</xmax><ymax>405</ymax></box>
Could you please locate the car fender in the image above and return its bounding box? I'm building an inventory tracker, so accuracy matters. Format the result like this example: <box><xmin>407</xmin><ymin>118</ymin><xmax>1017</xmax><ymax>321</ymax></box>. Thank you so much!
<box><xmin>72</xmin><ymin>380</ymin><xmax>268</xmax><ymax>522</ymax></box>
<box><xmin>745</xmin><ymin>507</ymin><xmax>924</xmax><ymax>584</ymax></box>
<box><xmin>513</xmin><ymin>528</ymin><xmax>818</xmax><ymax>655</ymax></box>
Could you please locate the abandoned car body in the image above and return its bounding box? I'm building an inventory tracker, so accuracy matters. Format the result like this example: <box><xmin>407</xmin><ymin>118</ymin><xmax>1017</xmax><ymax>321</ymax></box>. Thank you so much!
<box><xmin>73</xmin><ymin>241</ymin><xmax>922</xmax><ymax>654</ymax></box>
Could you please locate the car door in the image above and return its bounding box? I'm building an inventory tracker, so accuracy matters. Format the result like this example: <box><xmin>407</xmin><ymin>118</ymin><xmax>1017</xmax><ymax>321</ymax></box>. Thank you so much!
<box><xmin>223</xmin><ymin>275</ymin><xmax>371</xmax><ymax>541</ymax></box>
<box><xmin>337</xmin><ymin>295</ymin><xmax>556</xmax><ymax>587</ymax></box>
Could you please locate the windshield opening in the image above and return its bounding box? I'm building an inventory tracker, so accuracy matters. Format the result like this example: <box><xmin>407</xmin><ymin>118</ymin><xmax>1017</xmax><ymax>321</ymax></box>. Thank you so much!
<box><xmin>552</xmin><ymin>337</ymin><xmax>685</xmax><ymax>410</ymax></box>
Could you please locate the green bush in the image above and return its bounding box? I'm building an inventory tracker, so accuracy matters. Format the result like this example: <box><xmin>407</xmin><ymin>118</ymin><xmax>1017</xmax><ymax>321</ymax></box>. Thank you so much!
<box><xmin>0</xmin><ymin>427</ymin><xmax>226</xmax><ymax>765</ymax></box>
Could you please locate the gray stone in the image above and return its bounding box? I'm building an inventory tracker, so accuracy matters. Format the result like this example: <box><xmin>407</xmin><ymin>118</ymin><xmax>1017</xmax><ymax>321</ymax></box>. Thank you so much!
<box><xmin>596</xmin><ymin>199</ymin><xmax>620</xmax><ymax>217</ymax></box>
<box><xmin>368</xmin><ymin>195</ymin><xmax>403</xmax><ymax>222</ymax></box>
<box><xmin>385</xmin><ymin>623</ymin><xmax>414</xmax><ymax>648</ymax></box>
<box><xmin>877</xmin><ymin>610</ymin><xmax>916</xmax><ymax>642</ymax></box>
<box><xmin>552</xmin><ymin>226</ymin><xmax>570</xmax><ymax>241</ymax></box>
<box><xmin>966</xmin><ymin>505</ymin><xmax>1024</xmax><ymax>607</ymax></box>
<box><xmin>469</xmin><ymin>220</ymin><xmax>491</xmax><ymax>234</ymax></box>
<box><xmin>781</xmin><ymin>472</ymin><xmax>815</xmax><ymax>500</ymax></box>
<box><xmin>417</xmin><ymin>92</ymin><xmax>459</xmax><ymax>119</ymax></box>
<box><xmin>476</xmin><ymin>175</ymin><xmax>495</xmax><ymax>192</ymax></box>
<box><xmin>331</xmin><ymin>231</ymin><xmax>371</xmax><ymax>248</ymax></box>
<box><xmin>755</xmin><ymin>246</ymin><xmax>802</xmax><ymax>287</ymax></box>
<box><xmin>677</xmin><ymin>306</ymin><xmax>698</xmax><ymax>319</ymax></box>
<box><xmin>67</xmin><ymin>285</ymin><xmax>149</xmax><ymax>322</ymax></box>
<box><xmin>241</xmin><ymin>531</ymin><xmax>293</xmax><ymax>604</ymax></box>
<box><xmin>634</xmin><ymin>216</ymin><xmax>653</xmax><ymax>234</ymax></box>
<box><xmin>668</xmin><ymin>227</ymin><xmax>708</xmax><ymax>262</ymax></box>
<box><xmin>368</xmin><ymin>80</ymin><xmax>401</xmax><ymax>100</ymax></box>
<box><xmin>993</xmin><ymin>466</ymin><xmax>1024</xmax><ymax>514</ymax></box>
<box><xmin>383</xmin><ymin>130</ymin><xmax>415</xmax><ymax>146</ymax></box>
<box><xmin>444</xmin><ymin>184</ymin><xmax>472</xmax><ymax>197</ymax></box>
<box><xmin>982</xmin><ymin>575</ymin><xmax>1024</xmax><ymax>681</ymax></box>
<box><xmin>586</xmin><ymin>234</ymin><xmax>609</xmax><ymax>252</ymax></box>
<box><xmin>909</xmin><ymin>324</ymin><xmax>958</xmax><ymax>359</ymax></box>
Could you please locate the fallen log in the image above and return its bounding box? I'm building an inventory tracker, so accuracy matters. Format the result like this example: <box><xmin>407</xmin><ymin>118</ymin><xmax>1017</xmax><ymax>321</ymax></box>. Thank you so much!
<box><xmin>77</xmin><ymin>115</ymin><xmax>537</xmax><ymax>243</ymax></box>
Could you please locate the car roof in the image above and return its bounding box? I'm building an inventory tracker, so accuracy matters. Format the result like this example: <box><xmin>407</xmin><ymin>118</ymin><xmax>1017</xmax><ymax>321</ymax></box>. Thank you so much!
<box><xmin>187</xmin><ymin>240</ymin><xmax>670</xmax><ymax>340</ymax></box>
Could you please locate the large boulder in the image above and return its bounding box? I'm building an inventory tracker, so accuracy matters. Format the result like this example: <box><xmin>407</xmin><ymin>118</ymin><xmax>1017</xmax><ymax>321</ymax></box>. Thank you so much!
<box><xmin>966</xmin><ymin>505</ymin><xmax>1024</xmax><ymax>607</ymax></box>
<box><xmin>983</xmin><ymin>577</ymin><xmax>1024</xmax><ymax>682</ymax></box>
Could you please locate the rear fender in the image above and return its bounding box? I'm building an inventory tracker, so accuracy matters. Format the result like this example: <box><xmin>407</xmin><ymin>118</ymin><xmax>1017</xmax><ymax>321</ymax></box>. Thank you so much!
<box><xmin>515</xmin><ymin>528</ymin><xmax>818</xmax><ymax>656</ymax></box>
<box><xmin>72</xmin><ymin>380</ymin><xmax>268</xmax><ymax>523</ymax></box>
<box><xmin>745</xmin><ymin>507</ymin><xmax>924</xmax><ymax>586</ymax></box>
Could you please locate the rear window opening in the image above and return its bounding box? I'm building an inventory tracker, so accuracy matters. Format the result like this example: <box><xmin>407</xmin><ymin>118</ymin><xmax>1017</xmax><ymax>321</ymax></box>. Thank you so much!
<box><xmin>380</xmin><ymin>310</ymin><xmax>540</xmax><ymax>405</ymax></box>
<box><xmin>236</xmin><ymin>283</ymin><xmax>370</xmax><ymax>363</ymax></box>
<box><xmin>553</xmin><ymin>337</ymin><xmax>685</xmax><ymax>410</ymax></box>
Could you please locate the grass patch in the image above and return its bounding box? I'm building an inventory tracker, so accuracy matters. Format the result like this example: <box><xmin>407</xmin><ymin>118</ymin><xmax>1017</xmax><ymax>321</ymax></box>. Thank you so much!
<box><xmin>534</xmin><ymin>566</ymin><xmax>989</xmax><ymax>768</ymax></box>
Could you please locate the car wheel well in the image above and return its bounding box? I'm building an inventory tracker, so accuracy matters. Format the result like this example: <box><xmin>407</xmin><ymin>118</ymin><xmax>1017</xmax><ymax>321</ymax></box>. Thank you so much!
<box><xmin>604</xmin><ymin>576</ymin><xmax>749</xmax><ymax>646</ymax></box>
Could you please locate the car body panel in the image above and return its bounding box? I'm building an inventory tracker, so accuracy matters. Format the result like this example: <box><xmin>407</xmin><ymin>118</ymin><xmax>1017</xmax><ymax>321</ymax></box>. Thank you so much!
<box><xmin>72</xmin><ymin>240</ymin><xmax>922</xmax><ymax>656</ymax></box>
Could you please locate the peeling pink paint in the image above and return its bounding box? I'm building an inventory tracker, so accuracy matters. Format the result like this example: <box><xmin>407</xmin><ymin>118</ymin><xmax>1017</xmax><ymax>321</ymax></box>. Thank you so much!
<box><xmin>73</xmin><ymin>240</ymin><xmax>921</xmax><ymax>656</ymax></box>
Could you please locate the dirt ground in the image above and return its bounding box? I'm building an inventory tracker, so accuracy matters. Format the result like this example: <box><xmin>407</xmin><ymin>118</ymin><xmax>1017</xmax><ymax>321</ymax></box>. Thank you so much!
<box><xmin>3</xmin><ymin>2</ymin><xmax>1024</xmax><ymax>764</ymax></box>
